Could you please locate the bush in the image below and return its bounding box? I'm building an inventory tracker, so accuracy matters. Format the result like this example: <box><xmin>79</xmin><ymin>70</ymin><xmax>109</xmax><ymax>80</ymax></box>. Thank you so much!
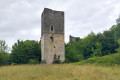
<box><xmin>0</xmin><ymin>52</ymin><xmax>9</xmax><ymax>65</ymax></box>
<box><xmin>11</xmin><ymin>63</ymin><xmax>17</xmax><ymax>65</ymax></box>
<box><xmin>28</xmin><ymin>59</ymin><xmax>39</xmax><ymax>64</ymax></box>
<box><xmin>65</xmin><ymin>58</ymin><xmax>70</xmax><ymax>63</ymax></box>
<box><xmin>74</xmin><ymin>53</ymin><xmax>120</xmax><ymax>66</ymax></box>
<box><xmin>10</xmin><ymin>40</ymin><xmax>41</xmax><ymax>64</ymax></box>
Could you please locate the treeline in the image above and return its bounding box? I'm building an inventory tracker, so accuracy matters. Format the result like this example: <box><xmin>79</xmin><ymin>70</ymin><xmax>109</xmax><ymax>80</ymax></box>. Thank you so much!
<box><xmin>0</xmin><ymin>40</ymin><xmax>41</xmax><ymax>65</ymax></box>
<box><xmin>0</xmin><ymin>24</ymin><xmax>120</xmax><ymax>65</ymax></box>
<box><xmin>65</xmin><ymin>24</ymin><xmax>120</xmax><ymax>62</ymax></box>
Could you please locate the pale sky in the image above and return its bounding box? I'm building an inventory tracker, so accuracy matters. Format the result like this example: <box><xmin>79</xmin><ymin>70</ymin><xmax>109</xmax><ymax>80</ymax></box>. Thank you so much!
<box><xmin>0</xmin><ymin>0</ymin><xmax>120</xmax><ymax>49</ymax></box>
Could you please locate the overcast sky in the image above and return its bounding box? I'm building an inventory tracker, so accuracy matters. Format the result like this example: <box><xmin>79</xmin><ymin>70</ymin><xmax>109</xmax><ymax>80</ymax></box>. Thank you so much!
<box><xmin>0</xmin><ymin>0</ymin><xmax>120</xmax><ymax>48</ymax></box>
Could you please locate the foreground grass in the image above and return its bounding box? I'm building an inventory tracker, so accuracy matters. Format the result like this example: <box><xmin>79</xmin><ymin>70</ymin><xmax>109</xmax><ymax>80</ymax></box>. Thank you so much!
<box><xmin>0</xmin><ymin>64</ymin><xmax>120</xmax><ymax>80</ymax></box>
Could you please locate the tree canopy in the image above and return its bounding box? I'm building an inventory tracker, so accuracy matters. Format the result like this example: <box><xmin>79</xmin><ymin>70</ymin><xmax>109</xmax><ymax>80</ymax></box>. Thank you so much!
<box><xmin>10</xmin><ymin>40</ymin><xmax>41</xmax><ymax>64</ymax></box>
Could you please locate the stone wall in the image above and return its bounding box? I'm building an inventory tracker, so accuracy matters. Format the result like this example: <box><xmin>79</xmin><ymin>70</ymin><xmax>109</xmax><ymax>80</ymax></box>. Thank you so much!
<box><xmin>41</xmin><ymin>34</ymin><xmax>65</xmax><ymax>64</ymax></box>
<box><xmin>69</xmin><ymin>35</ymin><xmax>79</xmax><ymax>43</ymax></box>
<box><xmin>41</xmin><ymin>8</ymin><xmax>64</xmax><ymax>36</ymax></box>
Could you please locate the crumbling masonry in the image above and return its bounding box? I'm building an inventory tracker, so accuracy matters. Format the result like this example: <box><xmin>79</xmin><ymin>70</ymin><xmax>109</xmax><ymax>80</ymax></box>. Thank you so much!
<box><xmin>41</xmin><ymin>8</ymin><xmax>65</xmax><ymax>64</ymax></box>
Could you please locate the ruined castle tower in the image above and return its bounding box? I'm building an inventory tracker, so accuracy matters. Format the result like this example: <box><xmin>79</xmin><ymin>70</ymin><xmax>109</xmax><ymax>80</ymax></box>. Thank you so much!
<box><xmin>41</xmin><ymin>8</ymin><xmax>65</xmax><ymax>64</ymax></box>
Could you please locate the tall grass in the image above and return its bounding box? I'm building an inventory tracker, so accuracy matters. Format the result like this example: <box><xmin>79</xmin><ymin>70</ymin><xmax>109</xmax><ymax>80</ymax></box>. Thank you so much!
<box><xmin>0</xmin><ymin>64</ymin><xmax>120</xmax><ymax>80</ymax></box>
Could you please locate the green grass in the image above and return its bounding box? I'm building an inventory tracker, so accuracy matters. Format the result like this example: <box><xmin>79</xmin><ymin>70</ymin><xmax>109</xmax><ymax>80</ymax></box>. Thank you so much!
<box><xmin>73</xmin><ymin>53</ymin><xmax>120</xmax><ymax>66</ymax></box>
<box><xmin>0</xmin><ymin>64</ymin><xmax>120</xmax><ymax>80</ymax></box>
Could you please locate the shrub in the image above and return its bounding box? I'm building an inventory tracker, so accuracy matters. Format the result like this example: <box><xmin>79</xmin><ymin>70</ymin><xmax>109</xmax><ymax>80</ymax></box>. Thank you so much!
<box><xmin>28</xmin><ymin>59</ymin><xmax>39</xmax><ymax>64</ymax></box>
<box><xmin>11</xmin><ymin>63</ymin><xmax>17</xmax><ymax>65</ymax></box>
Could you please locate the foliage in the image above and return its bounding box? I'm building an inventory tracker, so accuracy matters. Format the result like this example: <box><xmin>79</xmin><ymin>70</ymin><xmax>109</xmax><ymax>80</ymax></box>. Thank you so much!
<box><xmin>99</xmin><ymin>27</ymin><xmax>118</xmax><ymax>55</ymax></box>
<box><xmin>0</xmin><ymin>52</ymin><xmax>9</xmax><ymax>65</ymax></box>
<box><xmin>11</xmin><ymin>63</ymin><xmax>17</xmax><ymax>65</ymax></box>
<box><xmin>0</xmin><ymin>40</ymin><xmax>9</xmax><ymax>65</ymax></box>
<box><xmin>65</xmin><ymin>24</ymin><xmax>119</xmax><ymax>63</ymax></box>
<box><xmin>116</xmin><ymin>39</ymin><xmax>120</xmax><ymax>52</ymax></box>
<box><xmin>10</xmin><ymin>40</ymin><xmax>41</xmax><ymax>64</ymax></box>
<box><xmin>114</xmin><ymin>24</ymin><xmax>120</xmax><ymax>41</ymax></box>
<box><xmin>91</xmin><ymin>42</ymin><xmax>102</xmax><ymax>57</ymax></box>
<box><xmin>74</xmin><ymin>53</ymin><xmax>120</xmax><ymax>66</ymax></box>
<box><xmin>65</xmin><ymin>43</ymin><xmax>84</xmax><ymax>62</ymax></box>
<box><xmin>0</xmin><ymin>40</ymin><xmax>8</xmax><ymax>53</ymax></box>
<box><xmin>65</xmin><ymin>32</ymin><xmax>98</xmax><ymax>62</ymax></box>
<box><xmin>118</xmin><ymin>39</ymin><xmax>120</xmax><ymax>46</ymax></box>
<box><xmin>28</xmin><ymin>59</ymin><xmax>39</xmax><ymax>64</ymax></box>
<box><xmin>80</xmin><ymin>32</ymin><xmax>98</xmax><ymax>59</ymax></box>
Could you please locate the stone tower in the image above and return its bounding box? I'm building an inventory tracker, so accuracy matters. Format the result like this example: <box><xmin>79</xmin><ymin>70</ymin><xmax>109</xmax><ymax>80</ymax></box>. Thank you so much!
<box><xmin>41</xmin><ymin>8</ymin><xmax>65</xmax><ymax>64</ymax></box>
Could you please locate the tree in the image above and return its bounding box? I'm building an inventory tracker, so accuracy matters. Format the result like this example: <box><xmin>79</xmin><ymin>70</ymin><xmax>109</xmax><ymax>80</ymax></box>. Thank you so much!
<box><xmin>0</xmin><ymin>40</ymin><xmax>9</xmax><ymax>65</ymax></box>
<box><xmin>0</xmin><ymin>40</ymin><xmax>8</xmax><ymax>53</ymax></box>
<box><xmin>116</xmin><ymin>39</ymin><xmax>120</xmax><ymax>52</ymax></box>
<box><xmin>91</xmin><ymin>42</ymin><xmax>102</xmax><ymax>57</ymax></box>
<box><xmin>97</xmin><ymin>30</ymin><xmax>118</xmax><ymax>56</ymax></box>
<box><xmin>114</xmin><ymin>24</ymin><xmax>120</xmax><ymax>42</ymax></box>
<box><xmin>80</xmin><ymin>32</ymin><xmax>98</xmax><ymax>59</ymax></box>
<box><xmin>103</xmin><ymin>25</ymin><xmax>116</xmax><ymax>39</ymax></box>
<box><xmin>10</xmin><ymin>40</ymin><xmax>41</xmax><ymax>64</ymax></box>
<box><xmin>65</xmin><ymin>43</ymin><xmax>84</xmax><ymax>62</ymax></box>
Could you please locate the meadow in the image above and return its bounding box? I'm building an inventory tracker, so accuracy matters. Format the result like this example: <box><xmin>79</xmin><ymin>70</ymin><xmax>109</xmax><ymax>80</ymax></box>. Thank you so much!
<box><xmin>0</xmin><ymin>64</ymin><xmax>120</xmax><ymax>80</ymax></box>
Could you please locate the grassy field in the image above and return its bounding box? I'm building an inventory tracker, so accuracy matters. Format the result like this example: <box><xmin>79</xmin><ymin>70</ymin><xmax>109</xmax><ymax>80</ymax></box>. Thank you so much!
<box><xmin>0</xmin><ymin>64</ymin><xmax>120</xmax><ymax>80</ymax></box>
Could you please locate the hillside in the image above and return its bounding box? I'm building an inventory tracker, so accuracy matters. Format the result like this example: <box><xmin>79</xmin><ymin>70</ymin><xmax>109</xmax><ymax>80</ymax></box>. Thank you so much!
<box><xmin>74</xmin><ymin>53</ymin><xmax>120</xmax><ymax>66</ymax></box>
